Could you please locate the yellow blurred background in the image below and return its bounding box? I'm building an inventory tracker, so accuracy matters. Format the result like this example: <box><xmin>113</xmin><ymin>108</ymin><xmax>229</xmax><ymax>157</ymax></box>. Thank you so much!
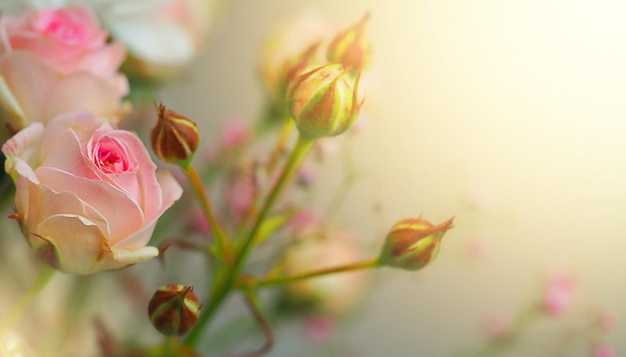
<box><xmin>160</xmin><ymin>0</ymin><xmax>626</xmax><ymax>355</ymax></box>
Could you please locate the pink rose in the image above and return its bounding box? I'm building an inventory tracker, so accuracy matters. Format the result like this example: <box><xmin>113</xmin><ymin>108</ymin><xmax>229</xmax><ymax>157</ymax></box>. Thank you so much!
<box><xmin>0</xmin><ymin>5</ymin><xmax>127</xmax><ymax>96</ymax></box>
<box><xmin>0</xmin><ymin>51</ymin><xmax>126</xmax><ymax>140</ymax></box>
<box><xmin>2</xmin><ymin>112</ymin><xmax>182</xmax><ymax>274</ymax></box>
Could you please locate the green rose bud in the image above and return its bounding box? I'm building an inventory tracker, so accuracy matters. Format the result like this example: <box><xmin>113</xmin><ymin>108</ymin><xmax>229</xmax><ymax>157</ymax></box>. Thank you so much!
<box><xmin>379</xmin><ymin>217</ymin><xmax>454</xmax><ymax>271</ymax></box>
<box><xmin>287</xmin><ymin>63</ymin><xmax>361</xmax><ymax>139</ymax></box>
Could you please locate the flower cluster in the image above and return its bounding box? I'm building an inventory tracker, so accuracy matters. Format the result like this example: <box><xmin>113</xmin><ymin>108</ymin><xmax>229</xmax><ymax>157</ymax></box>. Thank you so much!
<box><xmin>0</xmin><ymin>4</ymin><xmax>185</xmax><ymax>275</ymax></box>
<box><xmin>0</xmin><ymin>4</ymin><xmax>456</xmax><ymax>357</ymax></box>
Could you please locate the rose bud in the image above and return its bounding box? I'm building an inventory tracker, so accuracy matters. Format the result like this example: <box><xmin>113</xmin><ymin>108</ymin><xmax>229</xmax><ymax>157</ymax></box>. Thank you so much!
<box><xmin>287</xmin><ymin>63</ymin><xmax>361</xmax><ymax>139</ymax></box>
<box><xmin>378</xmin><ymin>217</ymin><xmax>454</xmax><ymax>271</ymax></box>
<box><xmin>151</xmin><ymin>102</ymin><xmax>199</xmax><ymax>166</ymax></box>
<box><xmin>327</xmin><ymin>13</ymin><xmax>372</xmax><ymax>71</ymax></box>
<box><xmin>148</xmin><ymin>284</ymin><xmax>201</xmax><ymax>336</ymax></box>
<box><xmin>259</xmin><ymin>11</ymin><xmax>335</xmax><ymax>102</ymax></box>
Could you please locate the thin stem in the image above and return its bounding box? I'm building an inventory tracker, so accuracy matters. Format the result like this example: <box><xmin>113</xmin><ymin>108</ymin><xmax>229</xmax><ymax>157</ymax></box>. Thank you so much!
<box><xmin>265</xmin><ymin>117</ymin><xmax>293</xmax><ymax>174</ymax></box>
<box><xmin>183</xmin><ymin>165</ymin><xmax>230</xmax><ymax>257</ymax></box>
<box><xmin>240</xmin><ymin>288</ymin><xmax>273</xmax><ymax>356</ymax></box>
<box><xmin>255</xmin><ymin>258</ymin><xmax>379</xmax><ymax>288</ymax></box>
<box><xmin>184</xmin><ymin>135</ymin><xmax>314</xmax><ymax>347</ymax></box>
<box><xmin>238</xmin><ymin>135</ymin><xmax>313</xmax><ymax>266</ymax></box>
<box><xmin>0</xmin><ymin>263</ymin><xmax>55</xmax><ymax>334</ymax></box>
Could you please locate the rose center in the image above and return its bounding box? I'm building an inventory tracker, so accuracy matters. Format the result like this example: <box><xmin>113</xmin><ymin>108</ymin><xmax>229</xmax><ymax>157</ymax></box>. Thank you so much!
<box><xmin>93</xmin><ymin>137</ymin><xmax>133</xmax><ymax>174</ymax></box>
<box><xmin>32</xmin><ymin>10</ymin><xmax>87</xmax><ymax>44</ymax></box>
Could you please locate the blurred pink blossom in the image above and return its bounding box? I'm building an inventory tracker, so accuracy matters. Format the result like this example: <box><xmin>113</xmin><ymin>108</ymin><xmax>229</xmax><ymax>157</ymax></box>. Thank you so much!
<box><xmin>219</xmin><ymin>121</ymin><xmax>250</xmax><ymax>152</ymax></box>
<box><xmin>597</xmin><ymin>310</ymin><xmax>618</xmax><ymax>332</ymax></box>
<box><xmin>483</xmin><ymin>312</ymin><xmax>512</xmax><ymax>340</ymax></box>
<box><xmin>287</xmin><ymin>208</ymin><xmax>322</xmax><ymax>237</ymax></box>
<box><xmin>0</xmin><ymin>5</ymin><xmax>127</xmax><ymax>95</ymax></box>
<box><xmin>591</xmin><ymin>345</ymin><xmax>617</xmax><ymax>357</ymax></box>
<box><xmin>541</xmin><ymin>271</ymin><xmax>576</xmax><ymax>317</ymax></box>
<box><xmin>226</xmin><ymin>176</ymin><xmax>255</xmax><ymax>220</ymax></box>
<box><xmin>296</xmin><ymin>166</ymin><xmax>317</xmax><ymax>188</ymax></box>
<box><xmin>464</xmin><ymin>237</ymin><xmax>487</xmax><ymax>262</ymax></box>
<box><xmin>348</xmin><ymin>113</ymin><xmax>369</xmax><ymax>134</ymax></box>
<box><xmin>301</xmin><ymin>315</ymin><xmax>336</xmax><ymax>344</ymax></box>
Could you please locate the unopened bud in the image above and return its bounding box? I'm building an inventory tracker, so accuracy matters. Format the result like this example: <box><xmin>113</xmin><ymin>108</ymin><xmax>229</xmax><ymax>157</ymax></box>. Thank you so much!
<box><xmin>148</xmin><ymin>284</ymin><xmax>201</xmax><ymax>336</ymax></box>
<box><xmin>327</xmin><ymin>13</ymin><xmax>371</xmax><ymax>71</ymax></box>
<box><xmin>379</xmin><ymin>217</ymin><xmax>454</xmax><ymax>271</ymax></box>
<box><xmin>287</xmin><ymin>63</ymin><xmax>361</xmax><ymax>139</ymax></box>
<box><xmin>151</xmin><ymin>102</ymin><xmax>199</xmax><ymax>166</ymax></box>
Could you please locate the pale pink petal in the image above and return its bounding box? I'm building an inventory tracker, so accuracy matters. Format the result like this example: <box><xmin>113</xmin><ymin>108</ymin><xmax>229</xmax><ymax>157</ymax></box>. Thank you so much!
<box><xmin>19</xmin><ymin>177</ymin><xmax>110</xmax><ymax>239</ymax></box>
<box><xmin>2</xmin><ymin>121</ymin><xmax>44</xmax><ymax>167</ymax></box>
<box><xmin>35</xmin><ymin>167</ymin><xmax>144</xmax><ymax>244</ymax></box>
<box><xmin>157</xmin><ymin>171</ymin><xmax>183</xmax><ymax>213</ymax></box>
<box><xmin>112</xmin><ymin>219</ymin><xmax>156</xmax><ymax>251</ymax></box>
<box><xmin>55</xmin><ymin>42</ymin><xmax>125</xmax><ymax>78</ymax></box>
<box><xmin>45</xmin><ymin>72</ymin><xmax>122</xmax><ymax>123</ymax></box>
<box><xmin>0</xmin><ymin>52</ymin><xmax>57</xmax><ymax>123</ymax></box>
<box><xmin>34</xmin><ymin>214</ymin><xmax>108</xmax><ymax>274</ymax></box>
<box><xmin>113</xmin><ymin>172</ymin><xmax>182</xmax><ymax>250</ymax></box>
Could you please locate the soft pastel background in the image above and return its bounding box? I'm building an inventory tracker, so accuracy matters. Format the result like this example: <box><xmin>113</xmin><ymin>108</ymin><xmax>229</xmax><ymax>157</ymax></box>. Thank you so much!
<box><xmin>0</xmin><ymin>0</ymin><xmax>623</xmax><ymax>356</ymax></box>
<box><xmin>159</xmin><ymin>0</ymin><xmax>626</xmax><ymax>356</ymax></box>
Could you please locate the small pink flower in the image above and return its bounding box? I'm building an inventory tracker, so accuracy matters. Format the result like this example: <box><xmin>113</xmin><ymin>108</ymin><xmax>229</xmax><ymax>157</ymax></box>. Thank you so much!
<box><xmin>219</xmin><ymin>121</ymin><xmax>250</xmax><ymax>152</ymax></box>
<box><xmin>591</xmin><ymin>345</ymin><xmax>617</xmax><ymax>357</ymax></box>
<box><xmin>0</xmin><ymin>5</ymin><xmax>127</xmax><ymax>96</ymax></box>
<box><xmin>541</xmin><ymin>271</ymin><xmax>576</xmax><ymax>317</ymax></box>
<box><xmin>296</xmin><ymin>166</ymin><xmax>317</xmax><ymax>188</ymax></box>
<box><xmin>2</xmin><ymin>112</ymin><xmax>182</xmax><ymax>274</ymax></box>
<box><xmin>597</xmin><ymin>310</ymin><xmax>618</xmax><ymax>332</ymax></box>
<box><xmin>301</xmin><ymin>315</ymin><xmax>336</xmax><ymax>344</ymax></box>
<box><xmin>225</xmin><ymin>176</ymin><xmax>255</xmax><ymax>220</ymax></box>
<box><xmin>483</xmin><ymin>312</ymin><xmax>512</xmax><ymax>340</ymax></box>
<box><xmin>287</xmin><ymin>208</ymin><xmax>322</xmax><ymax>237</ymax></box>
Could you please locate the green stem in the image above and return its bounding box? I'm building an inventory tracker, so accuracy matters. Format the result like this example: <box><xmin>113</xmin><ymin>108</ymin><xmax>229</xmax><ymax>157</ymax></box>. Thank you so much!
<box><xmin>241</xmin><ymin>288</ymin><xmax>273</xmax><ymax>356</ymax></box>
<box><xmin>184</xmin><ymin>135</ymin><xmax>314</xmax><ymax>347</ymax></box>
<box><xmin>255</xmin><ymin>258</ymin><xmax>379</xmax><ymax>288</ymax></box>
<box><xmin>0</xmin><ymin>264</ymin><xmax>55</xmax><ymax>334</ymax></box>
<box><xmin>182</xmin><ymin>165</ymin><xmax>230</xmax><ymax>257</ymax></box>
<box><xmin>265</xmin><ymin>117</ymin><xmax>293</xmax><ymax>175</ymax></box>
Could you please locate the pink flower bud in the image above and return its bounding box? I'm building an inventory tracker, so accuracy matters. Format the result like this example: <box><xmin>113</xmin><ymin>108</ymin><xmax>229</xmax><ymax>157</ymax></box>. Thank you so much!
<box><xmin>379</xmin><ymin>217</ymin><xmax>454</xmax><ymax>271</ymax></box>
